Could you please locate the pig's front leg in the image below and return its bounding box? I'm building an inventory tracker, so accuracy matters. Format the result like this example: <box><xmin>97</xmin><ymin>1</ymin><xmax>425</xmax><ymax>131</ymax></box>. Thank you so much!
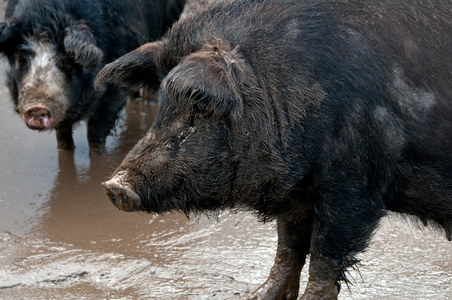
<box><xmin>299</xmin><ymin>253</ymin><xmax>340</xmax><ymax>300</ymax></box>
<box><xmin>55</xmin><ymin>121</ymin><xmax>75</xmax><ymax>150</ymax></box>
<box><xmin>87</xmin><ymin>90</ymin><xmax>126</xmax><ymax>155</ymax></box>
<box><xmin>299</xmin><ymin>192</ymin><xmax>384</xmax><ymax>300</ymax></box>
<box><xmin>249</xmin><ymin>215</ymin><xmax>312</xmax><ymax>300</ymax></box>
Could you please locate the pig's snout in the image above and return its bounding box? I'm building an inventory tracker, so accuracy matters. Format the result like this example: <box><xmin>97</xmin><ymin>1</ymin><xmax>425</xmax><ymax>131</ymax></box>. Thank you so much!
<box><xmin>102</xmin><ymin>176</ymin><xmax>141</xmax><ymax>212</ymax></box>
<box><xmin>23</xmin><ymin>106</ymin><xmax>52</xmax><ymax>130</ymax></box>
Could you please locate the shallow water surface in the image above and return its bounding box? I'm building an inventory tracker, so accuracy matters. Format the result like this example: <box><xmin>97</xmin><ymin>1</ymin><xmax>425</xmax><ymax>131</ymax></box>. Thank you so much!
<box><xmin>0</xmin><ymin>2</ymin><xmax>451</xmax><ymax>299</ymax></box>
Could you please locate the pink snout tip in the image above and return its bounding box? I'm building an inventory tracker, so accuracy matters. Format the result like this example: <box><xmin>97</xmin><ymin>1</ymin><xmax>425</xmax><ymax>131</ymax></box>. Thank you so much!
<box><xmin>23</xmin><ymin>106</ymin><xmax>52</xmax><ymax>130</ymax></box>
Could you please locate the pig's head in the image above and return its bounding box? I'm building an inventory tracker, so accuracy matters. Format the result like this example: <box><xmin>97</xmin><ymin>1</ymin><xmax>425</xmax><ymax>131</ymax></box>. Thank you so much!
<box><xmin>96</xmin><ymin>41</ymin><xmax>270</xmax><ymax>214</ymax></box>
<box><xmin>0</xmin><ymin>2</ymin><xmax>104</xmax><ymax>131</ymax></box>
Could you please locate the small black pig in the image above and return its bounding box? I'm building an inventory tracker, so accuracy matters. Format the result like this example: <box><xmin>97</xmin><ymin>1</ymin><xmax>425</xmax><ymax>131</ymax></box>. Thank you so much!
<box><xmin>0</xmin><ymin>0</ymin><xmax>185</xmax><ymax>152</ymax></box>
<box><xmin>96</xmin><ymin>0</ymin><xmax>452</xmax><ymax>298</ymax></box>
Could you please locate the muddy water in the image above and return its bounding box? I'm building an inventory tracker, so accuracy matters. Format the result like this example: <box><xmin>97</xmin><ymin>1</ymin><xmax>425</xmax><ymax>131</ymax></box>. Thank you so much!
<box><xmin>0</xmin><ymin>4</ymin><xmax>452</xmax><ymax>300</ymax></box>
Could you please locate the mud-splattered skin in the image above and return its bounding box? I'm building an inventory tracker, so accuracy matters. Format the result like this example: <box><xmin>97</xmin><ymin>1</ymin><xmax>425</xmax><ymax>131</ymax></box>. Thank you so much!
<box><xmin>0</xmin><ymin>0</ymin><xmax>185</xmax><ymax>152</ymax></box>
<box><xmin>109</xmin><ymin>88</ymin><xmax>237</xmax><ymax>213</ymax></box>
<box><xmin>97</xmin><ymin>0</ymin><xmax>452</xmax><ymax>299</ymax></box>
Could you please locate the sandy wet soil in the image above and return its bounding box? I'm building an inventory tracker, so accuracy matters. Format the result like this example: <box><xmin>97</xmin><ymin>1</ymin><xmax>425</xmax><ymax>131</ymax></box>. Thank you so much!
<box><xmin>0</xmin><ymin>2</ymin><xmax>452</xmax><ymax>299</ymax></box>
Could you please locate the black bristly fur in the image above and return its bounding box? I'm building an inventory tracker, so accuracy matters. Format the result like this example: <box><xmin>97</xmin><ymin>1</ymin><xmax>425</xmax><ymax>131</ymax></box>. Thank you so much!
<box><xmin>98</xmin><ymin>0</ymin><xmax>452</xmax><ymax>298</ymax></box>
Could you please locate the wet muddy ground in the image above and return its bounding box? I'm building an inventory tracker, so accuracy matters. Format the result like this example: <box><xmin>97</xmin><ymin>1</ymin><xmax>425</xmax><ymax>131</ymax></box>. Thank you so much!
<box><xmin>1</xmin><ymin>2</ymin><xmax>452</xmax><ymax>299</ymax></box>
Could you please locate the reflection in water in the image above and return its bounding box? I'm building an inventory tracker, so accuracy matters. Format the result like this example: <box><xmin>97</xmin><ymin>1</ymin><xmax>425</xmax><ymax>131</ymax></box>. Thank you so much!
<box><xmin>0</xmin><ymin>83</ymin><xmax>58</xmax><ymax>237</ymax></box>
<box><xmin>42</xmin><ymin>99</ymin><xmax>162</xmax><ymax>251</ymax></box>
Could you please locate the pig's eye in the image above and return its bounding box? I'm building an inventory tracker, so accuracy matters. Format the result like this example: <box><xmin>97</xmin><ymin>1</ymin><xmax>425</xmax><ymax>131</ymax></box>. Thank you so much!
<box><xmin>16</xmin><ymin>53</ymin><xmax>30</xmax><ymax>67</ymax></box>
<box><xmin>15</xmin><ymin>45</ymin><xmax>32</xmax><ymax>62</ymax></box>
<box><xmin>191</xmin><ymin>103</ymin><xmax>200</xmax><ymax>116</ymax></box>
<box><xmin>18</xmin><ymin>55</ymin><xmax>26</xmax><ymax>63</ymax></box>
<box><xmin>191</xmin><ymin>103</ymin><xmax>214</xmax><ymax>118</ymax></box>
<box><xmin>189</xmin><ymin>114</ymin><xmax>195</xmax><ymax>127</ymax></box>
<box><xmin>189</xmin><ymin>104</ymin><xmax>214</xmax><ymax>128</ymax></box>
<box><xmin>14</xmin><ymin>54</ymin><xmax>31</xmax><ymax>73</ymax></box>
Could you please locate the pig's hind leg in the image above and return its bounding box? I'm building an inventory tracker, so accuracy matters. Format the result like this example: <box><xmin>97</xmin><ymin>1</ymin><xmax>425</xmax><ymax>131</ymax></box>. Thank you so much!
<box><xmin>249</xmin><ymin>215</ymin><xmax>312</xmax><ymax>300</ymax></box>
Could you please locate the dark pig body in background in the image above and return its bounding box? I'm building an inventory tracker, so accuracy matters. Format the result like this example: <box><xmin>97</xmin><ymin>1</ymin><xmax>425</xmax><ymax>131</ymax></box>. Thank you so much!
<box><xmin>96</xmin><ymin>0</ymin><xmax>452</xmax><ymax>299</ymax></box>
<box><xmin>0</xmin><ymin>0</ymin><xmax>185</xmax><ymax>152</ymax></box>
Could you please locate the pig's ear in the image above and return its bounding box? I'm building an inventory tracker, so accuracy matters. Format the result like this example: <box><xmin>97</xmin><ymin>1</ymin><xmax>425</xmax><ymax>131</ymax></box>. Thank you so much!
<box><xmin>94</xmin><ymin>42</ymin><xmax>162</xmax><ymax>91</ymax></box>
<box><xmin>0</xmin><ymin>21</ymin><xmax>21</xmax><ymax>56</ymax></box>
<box><xmin>164</xmin><ymin>46</ymin><xmax>244</xmax><ymax>118</ymax></box>
<box><xmin>64</xmin><ymin>23</ymin><xmax>103</xmax><ymax>69</ymax></box>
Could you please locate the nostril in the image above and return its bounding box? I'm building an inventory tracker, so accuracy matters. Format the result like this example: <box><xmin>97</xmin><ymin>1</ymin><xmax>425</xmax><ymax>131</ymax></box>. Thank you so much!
<box><xmin>105</xmin><ymin>191</ymin><xmax>117</xmax><ymax>204</ymax></box>
<box><xmin>102</xmin><ymin>178</ymin><xmax>141</xmax><ymax>212</ymax></box>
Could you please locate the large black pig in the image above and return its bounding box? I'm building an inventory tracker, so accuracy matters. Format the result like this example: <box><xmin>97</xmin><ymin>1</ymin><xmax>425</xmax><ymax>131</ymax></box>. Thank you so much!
<box><xmin>0</xmin><ymin>0</ymin><xmax>185</xmax><ymax>152</ymax></box>
<box><xmin>96</xmin><ymin>0</ymin><xmax>452</xmax><ymax>298</ymax></box>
